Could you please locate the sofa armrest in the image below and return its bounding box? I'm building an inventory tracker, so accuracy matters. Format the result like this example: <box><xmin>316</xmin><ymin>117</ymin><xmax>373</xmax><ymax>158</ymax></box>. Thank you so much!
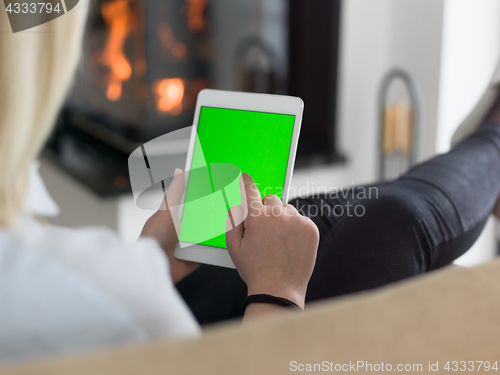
<box><xmin>3</xmin><ymin>259</ymin><xmax>500</xmax><ymax>374</ymax></box>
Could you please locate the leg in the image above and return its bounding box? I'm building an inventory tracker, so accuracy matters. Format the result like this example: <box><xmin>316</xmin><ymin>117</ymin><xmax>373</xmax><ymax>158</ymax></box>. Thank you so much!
<box><xmin>299</xmin><ymin>119</ymin><xmax>500</xmax><ymax>302</ymax></box>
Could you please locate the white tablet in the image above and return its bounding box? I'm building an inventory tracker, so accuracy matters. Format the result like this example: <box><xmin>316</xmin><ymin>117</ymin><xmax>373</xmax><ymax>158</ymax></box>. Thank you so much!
<box><xmin>173</xmin><ymin>89</ymin><xmax>303</xmax><ymax>268</ymax></box>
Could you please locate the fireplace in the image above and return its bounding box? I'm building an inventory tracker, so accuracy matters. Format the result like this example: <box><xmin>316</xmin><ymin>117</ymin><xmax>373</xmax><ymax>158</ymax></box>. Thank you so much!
<box><xmin>46</xmin><ymin>0</ymin><xmax>342</xmax><ymax>196</ymax></box>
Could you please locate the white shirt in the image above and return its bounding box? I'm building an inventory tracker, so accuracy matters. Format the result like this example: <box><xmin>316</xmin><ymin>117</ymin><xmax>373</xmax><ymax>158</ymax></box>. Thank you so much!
<box><xmin>0</xmin><ymin>163</ymin><xmax>200</xmax><ymax>366</ymax></box>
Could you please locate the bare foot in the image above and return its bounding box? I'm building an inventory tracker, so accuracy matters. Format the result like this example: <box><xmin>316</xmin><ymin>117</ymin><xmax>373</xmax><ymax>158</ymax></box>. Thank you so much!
<box><xmin>484</xmin><ymin>87</ymin><xmax>500</xmax><ymax>219</ymax></box>
<box><xmin>494</xmin><ymin>195</ymin><xmax>500</xmax><ymax>219</ymax></box>
<box><xmin>484</xmin><ymin>85</ymin><xmax>500</xmax><ymax>124</ymax></box>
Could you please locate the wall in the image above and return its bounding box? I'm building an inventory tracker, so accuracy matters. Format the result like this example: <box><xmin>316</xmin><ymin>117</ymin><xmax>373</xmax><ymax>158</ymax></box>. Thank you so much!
<box><xmin>437</xmin><ymin>0</ymin><xmax>500</xmax><ymax>154</ymax></box>
<box><xmin>335</xmin><ymin>0</ymin><xmax>393</xmax><ymax>185</ymax></box>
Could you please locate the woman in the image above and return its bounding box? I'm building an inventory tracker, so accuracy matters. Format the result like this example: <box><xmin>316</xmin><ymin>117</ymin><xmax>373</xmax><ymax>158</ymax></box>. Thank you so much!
<box><xmin>1</xmin><ymin>0</ymin><xmax>499</xmax><ymax>365</ymax></box>
<box><xmin>0</xmin><ymin>1</ymin><xmax>318</xmax><ymax>365</ymax></box>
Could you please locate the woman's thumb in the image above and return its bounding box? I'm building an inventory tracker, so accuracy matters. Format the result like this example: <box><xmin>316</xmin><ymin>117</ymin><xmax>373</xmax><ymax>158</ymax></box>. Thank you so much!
<box><xmin>226</xmin><ymin>205</ymin><xmax>245</xmax><ymax>251</ymax></box>
<box><xmin>164</xmin><ymin>168</ymin><xmax>185</xmax><ymax>212</ymax></box>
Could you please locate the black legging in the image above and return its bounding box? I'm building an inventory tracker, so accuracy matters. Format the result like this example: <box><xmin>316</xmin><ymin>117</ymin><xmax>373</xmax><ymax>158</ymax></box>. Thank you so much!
<box><xmin>176</xmin><ymin>121</ymin><xmax>500</xmax><ymax>325</ymax></box>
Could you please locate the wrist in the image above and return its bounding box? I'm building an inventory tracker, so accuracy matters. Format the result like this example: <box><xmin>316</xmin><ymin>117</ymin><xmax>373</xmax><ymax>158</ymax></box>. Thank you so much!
<box><xmin>242</xmin><ymin>302</ymin><xmax>288</xmax><ymax>322</ymax></box>
<box><xmin>246</xmin><ymin>285</ymin><xmax>306</xmax><ymax>309</ymax></box>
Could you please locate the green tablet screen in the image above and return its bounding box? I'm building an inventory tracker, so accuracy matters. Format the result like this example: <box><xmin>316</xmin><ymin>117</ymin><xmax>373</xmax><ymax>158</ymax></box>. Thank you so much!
<box><xmin>179</xmin><ymin>106</ymin><xmax>295</xmax><ymax>248</ymax></box>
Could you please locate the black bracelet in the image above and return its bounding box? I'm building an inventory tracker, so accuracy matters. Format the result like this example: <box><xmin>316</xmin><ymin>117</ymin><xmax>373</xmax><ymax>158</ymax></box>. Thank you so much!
<box><xmin>241</xmin><ymin>294</ymin><xmax>302</xmax><ymax>315</ymax></box>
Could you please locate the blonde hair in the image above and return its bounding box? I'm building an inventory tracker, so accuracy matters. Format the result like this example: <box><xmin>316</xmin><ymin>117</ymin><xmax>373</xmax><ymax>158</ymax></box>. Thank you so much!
<box><xmin>0</xmin><ymin>1</ymin><xmax>89</xmax><ymax>227</ymax></box>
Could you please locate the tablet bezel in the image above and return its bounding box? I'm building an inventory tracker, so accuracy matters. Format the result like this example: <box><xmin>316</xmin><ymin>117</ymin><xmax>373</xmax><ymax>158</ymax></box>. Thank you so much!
<box><xmin>174</xmin><ymin>89</ymin><xmax>304</xmax><ymax>269</ymax></box>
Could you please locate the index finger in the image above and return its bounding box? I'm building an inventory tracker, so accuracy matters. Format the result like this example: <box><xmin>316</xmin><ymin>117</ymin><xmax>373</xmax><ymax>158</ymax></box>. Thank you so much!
<box><xmin>241</xmin><ymin>173</ymin><xmax>263</xmax><ymax>215</ymax></box>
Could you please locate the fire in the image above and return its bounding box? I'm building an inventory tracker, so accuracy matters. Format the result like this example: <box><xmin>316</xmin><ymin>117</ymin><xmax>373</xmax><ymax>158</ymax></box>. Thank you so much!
<box><xmin>99</xmin><ymin>0</ymin><xmax>135</xmax><ymax>101</ymax></box>
<box><xmin>186</xmin><ymin>0</ymin><xmax>207</xmax><ymax>32</ymax></box>
<box><xmin>158</xmin><ymin>23</ymin><xmax>187</xmax><ymax>59</ymax></box>
<box><xmin>107</xmin><ymin>79</ymin><xmax>122</xmax><ymax>101</ymax></box>
<box><xmin>154</xmin><ymin>78</ymin><xmax>185</xmax><ymax>115</ymax></box>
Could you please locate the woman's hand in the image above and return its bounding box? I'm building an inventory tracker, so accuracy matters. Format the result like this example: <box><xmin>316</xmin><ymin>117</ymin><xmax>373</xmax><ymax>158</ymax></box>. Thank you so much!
<box><xmin>226</xmin><ymin>173</ymin><xmax>319</xmax><ymax>313</ymax></box>
<box><xmin>141</xmin><ymin>169</ymin><xmax>199</xmax><ymax>284</ymax></box>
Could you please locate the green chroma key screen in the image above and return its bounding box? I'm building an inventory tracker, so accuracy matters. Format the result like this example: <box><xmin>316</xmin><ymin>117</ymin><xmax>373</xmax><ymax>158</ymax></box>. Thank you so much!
<box><xmin>179</xmin><ymin>106</ymin><xmax>295</xmax><ymax>248</ymax></box>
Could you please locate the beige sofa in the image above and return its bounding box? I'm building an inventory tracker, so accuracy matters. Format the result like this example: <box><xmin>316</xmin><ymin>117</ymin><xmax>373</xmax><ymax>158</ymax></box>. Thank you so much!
<box><xmin>2</xmin><ymin>259</ymin><xmax>500</xmax><ymax>374</ymax></box>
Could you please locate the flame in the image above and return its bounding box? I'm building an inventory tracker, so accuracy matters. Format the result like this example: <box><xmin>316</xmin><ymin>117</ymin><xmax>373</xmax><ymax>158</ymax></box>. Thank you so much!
<box><xmin>158</xmin><ymin>23</ymin><xmax>187</xmax><ymax>58</ymax></box>
<box><xmin>154</xmin><ymin>78</ymin><xmax>185</xmax><ymax>115</ymax></box>
<box><xmin>100</xmin><ymin>0</ymin><xmax>134</xmax><ymax>101</ymax></box>
<box><xmin>107</xmin><ymin>78</ymin><xmax>122</xmax><ymax>101</ymax></box>
<box><xmin>186</xmin><ymin>0</ymin><xmax>207</xmax><ymax>32</ymax></box>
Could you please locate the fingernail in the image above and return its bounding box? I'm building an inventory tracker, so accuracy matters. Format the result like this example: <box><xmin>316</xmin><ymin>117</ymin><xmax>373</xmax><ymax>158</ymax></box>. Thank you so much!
<box><xmin>242</xmin><ymin>172</ymin><xmax>249</xmax><ymax>177</ymax></box>
<box><xmin>174</xmin><ymin>168</ymin><xmax>182</xmax><ymax>175</ymax></box>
